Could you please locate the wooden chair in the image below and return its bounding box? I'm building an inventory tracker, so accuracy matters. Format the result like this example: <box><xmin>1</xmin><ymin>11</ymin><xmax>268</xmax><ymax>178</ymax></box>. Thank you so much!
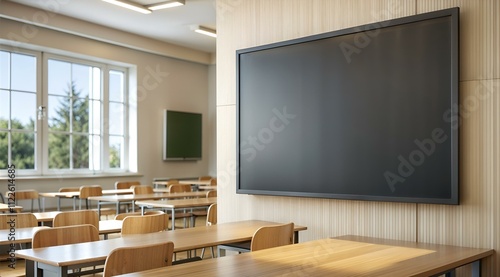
<box><xmin>7</xmin><ymin>189</ymin><xmax>41</xmax><ymax>212</ymax></box>
<box><xmin>0</xmin><ymin>213</ymin><xmax>38</xmax><ymax>229</ymax></box>
<box><xmin>121</xmin><ymin>213</ymin><xmax>169</xmax><ymax>235</ymax></box>
<box><xmin>59</xmin><ymin>187</ymin><xmax>79</xmax><ymax>210</ymax></box>
<box><xmin>198</xmin><ymin>176</ymin><xmax>212</xmax><ymax>181</ymax></box>
<box><xmin>250</xmin><ymin>222</ymin><xmax>294</xmax><ymax>251</ymax></box>
<box><xmin>53</xmin><ymin>210</ymin><xmax>99</xmax><ymax>230</ymax></box>
<box><xmin>102</xmin><ymin>241</ymin><xmax>174</xmax><ymax>277</ymax></box>
<box><xmin>32</xmin><ymin>224</ymin><xmax>101</xmax><ymax>275</ymax></box>
<box><xmin>114</xmin><ymin>210</ymin><xmax>164</xmax><ymax>220</ymax></box>
<box><xmin>132</xmin><ymin>185</ymin><xmax>154</xmax><ymax>194</ymax></box>
<box><xmin>79</xmin><ymin>185</ymin><xmax>102</xmax><ymax>210</ymax></box>
<box><xmin>200</xmin><ymin>203</ymin><xmax>217</xmax><ymax>258</ymax></box>
<box><xmin>218</xmin><ymin>222</ymin><xmax>295</xmax><ymax>256</ymax></box>
<box><xmin>191</xmin><ymin>190</ymin><xmax>217</xmax><ymax>227</ymax></box>
<box><xmin>32</xmin><ymin>224</ymin><xmax>99</xmax><ymax>248</ymax></box>
<box><xmin>115</xmin><ymin>181</ymin><xmax>140</xmax><ymax>190</ymax></box>
<box><xmin>167</xmin><ymin>184</ymin><xmax>192</xmax><ymax>193</ymax></box>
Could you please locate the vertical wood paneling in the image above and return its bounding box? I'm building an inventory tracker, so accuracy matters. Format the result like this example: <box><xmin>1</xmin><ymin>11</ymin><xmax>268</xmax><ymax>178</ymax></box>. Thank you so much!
<box><xmin>217</xmin><ymin>0</ymin><xmax>498</xmax><ymax>274</ymax></box>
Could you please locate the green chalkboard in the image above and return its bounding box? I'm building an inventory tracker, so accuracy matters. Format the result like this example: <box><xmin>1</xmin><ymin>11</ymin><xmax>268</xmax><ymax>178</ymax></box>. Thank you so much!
<box><xmin>163</xmin><ymin>110</ymin><xmax>202</xmax><ymax>160</ymax></box>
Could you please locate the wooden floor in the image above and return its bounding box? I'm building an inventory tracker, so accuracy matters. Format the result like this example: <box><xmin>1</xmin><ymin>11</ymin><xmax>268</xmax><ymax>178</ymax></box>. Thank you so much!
<box><xmin>0</xmin><ymin>214</ymin><xmax>212</xmax><ymax>276</ymax></box>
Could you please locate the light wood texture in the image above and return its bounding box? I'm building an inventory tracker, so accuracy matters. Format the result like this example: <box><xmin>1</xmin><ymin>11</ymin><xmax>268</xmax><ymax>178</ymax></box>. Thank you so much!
<box><xmin>8</xmin><ymin>189</ymin><xmax>40</xmax><ymax>212</ymax></box>
<box><xmin>168</xmin><ymin>184</ymin><xmax>192</xmax><ymax>193</ymax></box>
<box><xmin>16</xmin><ymin>220</ymin><xmax>307</xmax><ymax>271</ymax></box>
<box><xmin>0</xmin><ymin>203</ymin><xmax>23</xmax><ymax>212</ymax></box>
<box><xmin>179</xmin><ymin>179</ymin><xmax>211</xmax><ymax>186</ymax></box>
<box><xmin>115</xmin><ymin>236</ymin><xmax>494</xmax><ymax>277</ymax></box>
<box><xmin>0</xmin><ymin>227</ymin><xmax>49</xmax><ymax>245</ymax></box>
<box><xmin>114</xmin><ymin>211</ymin><xmax>165</xmax><ymax>220</ymax></box>
<box><xmin>103</xmin><ymin>241</ymin><xmax>174</xmax><ymax>277</ymax></box>
<box><xmin>53</xmin><ymin>210</ymin><xmax>99</xmax><ymax>230</ymax></box>
<box><xmin>121</xmin><ymin>213</ymin><xmax>169</xmax><ymax>235</ymax></box>
<box><xmin>0</xmin><ymin>213</ymin><xmax>38</xmax><ymax>229</ymax></box>
<box><xmin>33</xmin><ymin>211</ymin><xmax>61</xmax><ymax>223</ymax></box>
<box><xmin>250</xmin><ymin>222</ymin><xmax>294</xmax><ymax>251</ymax></box>
<box><xmin>115</xmin><ymin>181</ymin><xmax>141</xmax><ymax>189</ymax></box>
<box><xmin>132</xmin><ymin>185</ymin><xmax>154</xmax><ymax>195</ymax></box>
<box><xmin>32</xmin><ymin>224</ymin><xmax>99</xmax><ymax>248</ymax></box>
<box><xmin>206</xmin><ymin>203</ymin><xmax>217</xmax><ymax>226</ymax></box>
<box><xmin>198</xmin><ymin>176</ymin><xmax>212</xmax><ymax>181</ymax></box>
<box><xmin>135</xmin><ymin>197</ymin><xmax>217</xmax><ymax>210</ymax></box>
<box><xmin>59</xmin><ymin>187</ymin><xmax>79</xmax><ymax>192</ymax></box>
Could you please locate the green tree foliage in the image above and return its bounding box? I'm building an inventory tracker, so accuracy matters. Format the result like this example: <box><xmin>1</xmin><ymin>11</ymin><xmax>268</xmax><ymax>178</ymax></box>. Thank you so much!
<box><xmin>49</xmin><ymin>82</ymin><xmax>89</xmax><ymax>169</ymax></box>
<box><xmin>0</xmin><ymin>119</ymin><xmax>35</xmax><ymax>169</ymax></box>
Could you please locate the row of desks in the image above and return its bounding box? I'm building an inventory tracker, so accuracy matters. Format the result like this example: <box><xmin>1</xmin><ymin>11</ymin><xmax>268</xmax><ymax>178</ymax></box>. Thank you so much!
<box><xmin>15</xmin><ymin>220</ymin><xmax>307</xmax><ymax>276</ymax></box>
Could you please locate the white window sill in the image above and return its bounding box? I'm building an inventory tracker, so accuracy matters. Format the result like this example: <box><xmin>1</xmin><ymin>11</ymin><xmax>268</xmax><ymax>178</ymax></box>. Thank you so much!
<box><xmin>0</xmin><ymin>172</ymin><xmax>143</xmax><ymax>181</ymax></box>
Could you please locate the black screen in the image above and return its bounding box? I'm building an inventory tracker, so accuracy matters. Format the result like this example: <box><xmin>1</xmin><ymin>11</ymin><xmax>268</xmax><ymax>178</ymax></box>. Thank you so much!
<box><xmin>163</xmin><ymin>110</ymin><xmax>202</xmax><ymax>160</ymax></box>
<box><xmin>237</xmin><ymin>8</ymin><xmax>459</xmax><ymax>204</ymax></box>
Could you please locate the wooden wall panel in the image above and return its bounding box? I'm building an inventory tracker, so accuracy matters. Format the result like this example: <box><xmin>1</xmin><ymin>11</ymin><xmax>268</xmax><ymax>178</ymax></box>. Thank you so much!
<box><xmin>217</xmin><ymin>0</ymin><xmax>498</xmax><ymax>274</ymax></box>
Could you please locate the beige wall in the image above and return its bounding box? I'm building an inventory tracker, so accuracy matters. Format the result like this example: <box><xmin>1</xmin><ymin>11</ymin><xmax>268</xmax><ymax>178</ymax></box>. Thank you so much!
<box><xmin>216</xmin><ymin>0</ymin><xmax>499</xmax><ymax>275</ymax></box>
<box><xmin>0</xmin><ymin>5</ymin><xmax>216</xmax><ymax>209</ymax></box>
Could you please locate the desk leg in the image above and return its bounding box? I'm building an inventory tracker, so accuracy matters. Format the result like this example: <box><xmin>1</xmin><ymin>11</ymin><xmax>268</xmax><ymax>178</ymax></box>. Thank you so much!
<box><xmin>26</xmin><ymin>260</ymin><xmax>34</xmax><ymax>277</ymax></box>
<box><xmin>471</xmin><ymin>260</ymin><xmax>481</xmax><ymax>277</ymax></box>
<box><xmin>57</xmin><ymin>197</ymin><xmax>60</xmax><ymax>211</ymax></box>
<box><xmin>294</xmin><ymin>231</ymin><xmax>299</xmax><ymax>243</ymax></box>
<box><xmin>444</xmin><ymin>270</ymin><xmax>456</xmax><ymax>277</ymax></box>
<box><xmin>97</xmin><ymin>201</ymin><xmax>101</xmax><ymax>218</ymax></box>
<box><xmin>171</xmin><ymin>208</ymin><xmax>176</xmax><ymax>230</ymax></box>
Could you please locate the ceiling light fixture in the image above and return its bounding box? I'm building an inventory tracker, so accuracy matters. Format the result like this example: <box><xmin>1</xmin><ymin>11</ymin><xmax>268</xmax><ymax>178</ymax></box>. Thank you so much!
<box><xmin>148</xmin><ymin>0</ymin><xmax>185</xmax><ymax>11</ymax></box>
<box><xmin>102</xmin><ymin>0</ymin><xmax>152</xmax><ymax>14</ymax></box>
<box><xmin>191</xmin><ymin>25</ymin><xmax>217</xmax><ymax>38</ymax></box>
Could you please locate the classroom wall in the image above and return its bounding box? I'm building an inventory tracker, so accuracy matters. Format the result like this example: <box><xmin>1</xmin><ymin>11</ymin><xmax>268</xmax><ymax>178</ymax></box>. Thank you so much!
<box><xmin>216</xmin><ymin>0</ymin><xmax>499</xmax><ymax>275</ymax></box>
<box><xmin>0</xmin><ymin>2</ymin><xmax>216</xmax><ymax>209</ymax></box>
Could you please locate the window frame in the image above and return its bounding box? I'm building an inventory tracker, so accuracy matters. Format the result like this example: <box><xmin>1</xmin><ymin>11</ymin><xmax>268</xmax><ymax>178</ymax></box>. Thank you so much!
<box><xmin>0</xmin><ymin>46</ymin><xmax>131</xmax><ymax>177</ymax></box>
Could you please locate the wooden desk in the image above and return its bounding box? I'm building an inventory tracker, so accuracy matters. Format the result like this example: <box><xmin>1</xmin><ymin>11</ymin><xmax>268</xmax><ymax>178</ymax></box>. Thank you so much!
<box><xmin>116</xmin><ymin>235</ymin><xmax>494</xmax><ymax>277</ymax></box>
<box><xmin>16</xmin><ymin>220</ymin><xmax>307</xmax><ymax>277</ymax></box>
<box><xmin>89</xmin><ymin>191</ymin><xmax>209</xmax><ymax>217</ymax></box>
<box><xmin>0</xmin><ymin>226</ymin><xmax>49</xmax><ymax>245</ymax></box>
<box><xmin>135</xmin><ymin>197</ymin><xmax>217</xmax><ymax>230</ymax></box>
<box><xmin>39</xmin><ymin>189</ymin><xmax>134</xmax><ymax>211</ymax></box>
<box><xmin>0</xmin><ymin>203</ymin><xmax>23</xmax><ymax>213</ymax></box>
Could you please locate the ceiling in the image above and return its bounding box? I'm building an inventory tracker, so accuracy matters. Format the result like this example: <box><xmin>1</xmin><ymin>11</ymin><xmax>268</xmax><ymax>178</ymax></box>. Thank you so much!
<box><xmin>9</xmin><ymin>0</ymin><xmax>217</xmax><ymax>53</ymax></box>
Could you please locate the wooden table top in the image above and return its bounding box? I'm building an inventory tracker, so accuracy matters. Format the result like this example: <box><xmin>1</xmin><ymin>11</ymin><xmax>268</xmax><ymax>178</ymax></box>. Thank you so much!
<box><xmin>15</xmin><ymin>220</ymin><xmax>307</xmax><ymax>267</ymax></box>
<box><xmin>116</xmin><ymin>235</ymin><xmax>495</xmax><ymax>277</ymax></box>
<box><xmin>88</xmin><ymin>191</ymin><xmax>209</xmax><ymax>203</ymax></box>
<box><xmin>39</xmin><ymin>189</ymin><xmax>134</xmax><ymax>199</ymax></box>
<box><xmin>179</xmin><ymin>179</ymin><xmax>212</xmax><ymax>185</ymax></box>
<box><xmin>135</xmin><ymin>197</ymin><xmax>217</xmax><ymax>209</ymax></box>
<box><xmin>0</xmin><ymin>203</ymin><xmax>23</xmax><ymax>212</ymax></box>
<box><xmin>0</xmin><ymin>226</ymin><xmax>49</xmax><ymax>245</ymax></box>
<box><xmin>197</xmin><ymin>185</ymin><xmax>217</xmax><ymax>190</ymax></box>
<box><xmin>33</xmin><ymin>211</ymin><xmax>61</xmax><ymax>222</ymax></box>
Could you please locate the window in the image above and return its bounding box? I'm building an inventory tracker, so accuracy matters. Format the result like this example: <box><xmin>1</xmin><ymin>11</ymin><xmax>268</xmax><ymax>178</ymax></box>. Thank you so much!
<box><xmin>0</xmin><ymin>47</ymin><xmax>130</xmax><ymax>176</ymax></box>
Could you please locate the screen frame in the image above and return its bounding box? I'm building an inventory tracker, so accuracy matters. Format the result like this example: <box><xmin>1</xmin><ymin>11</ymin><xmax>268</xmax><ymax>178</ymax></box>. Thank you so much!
<box><xmin>236</xmin><ymin>8</ymin><xmax>459</xmax><ymax>204</ymax></box>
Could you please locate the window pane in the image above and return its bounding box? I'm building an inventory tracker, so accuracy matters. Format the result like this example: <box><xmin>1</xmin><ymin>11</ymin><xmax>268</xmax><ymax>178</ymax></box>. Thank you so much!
<box><xmin>0</xmin><ymin>90</ymin><xmax>9</xmax><ymax>125</ymax></box>
<box><xmin>11</xmin><ymin>91</ymin><xmax>36</xmax><ymax>131</ymax></box>
<box><xmin>0</xmin><ymin>51</ymin><xmax>10</xmax><ymax>89</ymax></box>
<box><xmin>89</xmin><ymin>99</ymin><xmax>101</xmax><ymax>135</ymax></box>
<box><xmin>0</xmin><ymin>132</ymin><xmax>7</xmax><ymax>169</ymax></box>
<box><xmin>109</xmin><ymin>70</ymin><xmax>124</xmax><ymax>102</ymax></box>
<box><xmin>11</xmin><ymin>132</ymin><xmax>35</xmax><ymax>169</ymax></box>
<box><xmin>11</xmin><ymin>53</ymin><xmax>36</xmax><ymax>92</ymax></box>
<box><xmin>49</xmin><ymin>133</ymin><xmax>70</xmax><ymax>169</ymax></box>
<box><xmin>90</xmin><ymin>134</ymin><xmax>101</xmax><ymax>170</ymax></box>
<box><xmin>72</xmin><ymin>63</ymin><xmax>90</xmax><ymax>99</ymax></box>
<box><xmin>109</xmin><ymin>103</ymin><xmax>123</xmax><ymax>135</ymax></box>
<box><xmin>48</xmin><ymin>95</ymin><xmax>70</xmax><ymax>131</ymax></box>
<box><xmin>72</xmin><ymin>97</ymin><xmax>89</xmax><ymax>133</ymax></box>
<box><xmin>109</xmin><ymin>136</ymin><xmax>123</xmax><ymax>169</ymax></box>
<box><xmin>72</xmin><ymin>134</ymin><xmax>89</xmax><ymax>169</ymax></box>
<box><xmin>48</xmin><ymin>59</ymin><xmax>71</xmax><ymax>96</ymax></box>
<box><xmin>91</xmin><ymin>67</ymin><xmax>101</xmax><ymax>100</ymax></box>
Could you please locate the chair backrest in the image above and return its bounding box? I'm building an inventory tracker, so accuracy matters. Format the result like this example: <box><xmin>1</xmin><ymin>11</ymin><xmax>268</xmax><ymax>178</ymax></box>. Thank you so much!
<box><xmin>206</xmin><ymin>203</ymin><xmax>217</xmax><ymax>226</ymax></box>
<box><xmin>0</xmin><ymin>213</ymin><xmax>38</xmax><ymax>229</ymax></box>
<box><xmin>250</xmin><ymin>222</ymin><xmax>294</xmax><ymax>252</ymax></box>
<box><xmin>168</xmin><ymin>184</ymin><xmax>192</xmax><ymax>193</ymax></box>
<box><xmin>103</xmin><ymin>241</ymin><xmax>174</xmax><ymax>277</ymax></box>
<box><xmin>132</xmin><ymin>185</ymin><xmax>154</xmax><ymax>195</ymax></box>
<box><xmin>53</xmin><ymin>210</ymin><xmax>99</xmax><ymax>230</ymax></box>
<box><xmin>79</xmin><ymin>185</ymin><xmax>103</xmax><ymax>199</ymax></box>
<box><xmin>115</xmin><ymin>181</ymin><xmax>141</xmax><ymax>190</ymax></box>
<box><xmin>210</xmin><ymin>178</ymin><xmax>217</xmax><ymax>186</ymax></box>
<box><xmin>12</xmin><ymin>189</ymin><xmax>39</xmax><ymax>200</ymax></box>
<box><xmin>206</xmin><ymin>190</ymin><xmax>217</xmax><ymax>198</ymax></box>
<box><xmin>114</xmin><ymin>210</ymin><xmax>164</xmax><ymax>220</ymax></box>
<box><xmin>121</xmin><ymin>213</ymin><xmax>169</xmax><ymax>235</ymax></box>
<box><xmin>59</xmin><ymin>187</ymin><xmax>80</xmax><ymax>192</ymax></box>
<box><xmin>32</xmin><ymin>224</ymin><xmax>99</xmax><ymax>248</ymax></box>
<box><xmin>199</xmin><ymin>176</ymin><xmax>212</xmax><ymax>181</ymax></box>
